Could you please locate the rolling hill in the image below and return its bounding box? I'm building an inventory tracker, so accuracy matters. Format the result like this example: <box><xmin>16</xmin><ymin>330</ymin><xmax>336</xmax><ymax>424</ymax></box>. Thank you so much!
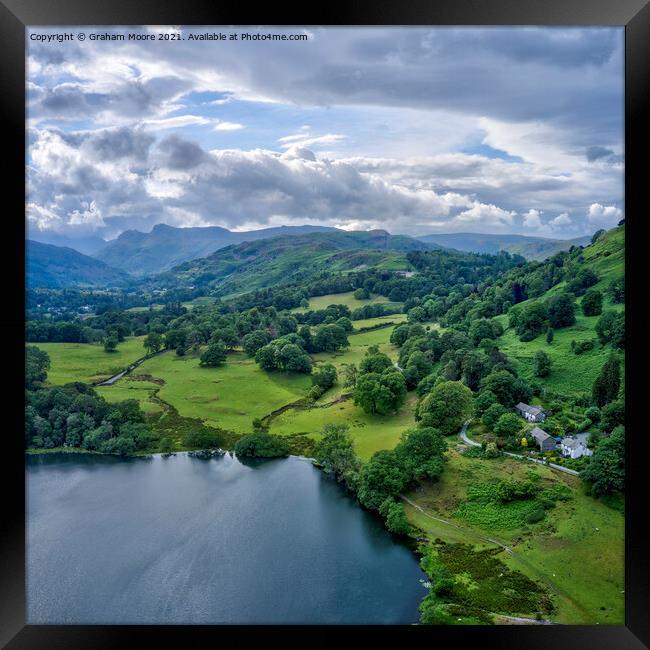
<box><xmin>494</xmin><ymin>225</ymin><xmax>624</xmax><ymax>396</ymax></box>
<box><xmin>418</xmin><ymin>232</ymin><xmax>590</xmax><ymax>260</ymax></box>
<box><xmin>26</xmin><ymin>240</ymin><xmax>133</xmax><ymax>289</ymax></box>
<box><xmin>94</xmin><ymin>223</ymin><xmax>340</xmax><ymax>276</ymax></box>
<box><xmin>153</xmin><ymin>229</ymin><xmax>431</xmax><ymax>295</ymax></box>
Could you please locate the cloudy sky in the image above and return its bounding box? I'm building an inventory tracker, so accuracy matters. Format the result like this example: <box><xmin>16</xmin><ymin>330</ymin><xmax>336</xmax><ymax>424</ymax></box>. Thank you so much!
<box><xmin>27</xmin><ymin>26</ymin><xmax>624</xmax><ymax>242</ymax></box>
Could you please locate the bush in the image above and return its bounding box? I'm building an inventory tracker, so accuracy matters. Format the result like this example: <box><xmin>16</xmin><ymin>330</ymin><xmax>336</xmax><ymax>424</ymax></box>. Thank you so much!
<box><xmin>525</xmin><ymin>506</ymin><xmax>546</xmax><ymax>524</ymax></box>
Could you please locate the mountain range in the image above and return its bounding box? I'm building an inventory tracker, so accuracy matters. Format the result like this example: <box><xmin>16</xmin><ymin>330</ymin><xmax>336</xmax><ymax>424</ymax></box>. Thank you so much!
<box><xmin>94</xmin><ymin>224</ymin><xmax>338</xmax><ymax>276</ymax></box>
<box><xmin>25</xmin><ymin>223</ymin><xmax>596</xmax><ymax>290</ymax></box>
<box><xmin>154</xmin><ymin>229</ymin><xmax>429</xmax><ymax>296</ymax></box>
<box><xmin>417</xmin><ymin>232</ymin><xmax>590</xmax><ymax>260</ymax></box>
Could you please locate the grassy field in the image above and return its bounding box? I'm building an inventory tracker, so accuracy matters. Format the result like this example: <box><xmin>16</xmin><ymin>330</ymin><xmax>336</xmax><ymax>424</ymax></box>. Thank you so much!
<box><xmin>35</xmin><ymin>336</ymin><xmax>146</xmax><ymax>384</ymax></box>
<box><xmin>119</xmin><ymin>350</ymin><xmax>312</xmax><ymax>434</ymax></box>
<box><xmin>268</xmin><ymin>323</ymin><xmax>418</xmax><ymax>459</ymax></box>
<box><xmin>95</xmin><ymin>378</ymin><xmax>164</xmax><ymax>414</ymax></box>
<box><xmin>404</xmin><ymin>449</ymin><xmax>624</xmax><ymax>624</ymax></box>
<box><xmin>292</xmin><ymin>291</ymin><xmax>401</xmax><ymax>313</ymax></box>
<box><xmin>495</xmin><ymin>302</ymin><xmax>623</xmax><ymax>395</ymax></box>
<box><xmin>270</xmin><ymin>394</ymin><xmax>417</xmax><ymax>461</ymax></box>
<box><xmin>353</xmin><ymin>313</ymin><xmax>408</xmax><ymax>329</ymax></box>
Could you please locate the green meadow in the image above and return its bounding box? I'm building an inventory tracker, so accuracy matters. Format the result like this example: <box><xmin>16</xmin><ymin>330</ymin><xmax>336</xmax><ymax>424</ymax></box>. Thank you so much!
<box><xmin>126</xmin><ymin>350</ymin><xmax>311</xmax><ymax>434</ymax></box>
<box><xmin>35</xmin><ymin>336</ymin><xmax>146</xmax><ymax>384</ymax></box>
<box><xmin>405</xmin><ymin>449</ymin><xmax>624</xmax><ymax>624</ymax></box>
<box><xmin>292</xmin><ymin>290</ymin><xmax>401</xmax><ymax>313</ymax></box>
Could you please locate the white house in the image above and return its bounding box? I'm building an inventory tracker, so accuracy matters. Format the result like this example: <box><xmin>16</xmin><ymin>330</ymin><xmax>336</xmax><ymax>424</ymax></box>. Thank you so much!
<box><xmin>515</xmin><ymin>402</ymin><xmax>546</xmax><ymax>423</ymax></box>
<box><xmin>560</xmin><ymin>436</ymin><xmax>593</xmax><ymax>459</ymax></box>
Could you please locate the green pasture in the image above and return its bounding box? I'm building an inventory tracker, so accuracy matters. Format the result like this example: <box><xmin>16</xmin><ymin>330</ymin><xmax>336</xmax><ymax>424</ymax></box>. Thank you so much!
<box><xmin>34</xmin><ymin>336</ymin><xmax>147</xmax><ymax>385</ymax></box>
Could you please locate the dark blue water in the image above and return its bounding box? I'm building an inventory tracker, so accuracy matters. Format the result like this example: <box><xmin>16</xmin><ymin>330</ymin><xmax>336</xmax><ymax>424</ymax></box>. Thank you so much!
<box><xmin>27</xmin><ymin>453</ymin><xmax>426</xmax><ymax>624</ymax></box>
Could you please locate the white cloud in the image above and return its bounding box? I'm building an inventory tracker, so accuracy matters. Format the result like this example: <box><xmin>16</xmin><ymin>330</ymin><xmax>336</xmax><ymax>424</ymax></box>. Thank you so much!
<box><xmin>455</xmin><ymin>203</ymin><xmax>516</xmax><ymax>226</ymax></box>
<box><xmin>214</xmin><ymin>121</ymin><xmax>245</xmax><ymax>131</ymax></box>
<box><xmin>551</xmin><ymin>212</ymin><xmax>572</xmax><ymax>226</ymax></box>
<box><xmin>277</xmin><ymin>131</ymin><xmax>346</xmax><ymax>149</ymax></box>
<box><xmin>143</xmin><ymin>115</ymin><xmax>212</xmax><ymax>130</ymax></box>
<box><xmin>587</xmin><ymin>202</ymin><xmax>623</xmax><ymax>224</ymax></box>
<box><xmin>522</xmin><ymin>209</ymin><xmax>543</xmax><ymax>228</ymax></box>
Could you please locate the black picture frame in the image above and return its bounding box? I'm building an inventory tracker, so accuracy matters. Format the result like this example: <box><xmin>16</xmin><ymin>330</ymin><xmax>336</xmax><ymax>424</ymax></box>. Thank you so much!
<box><xmin>1</xmin><ymin>1</ymin><xmax>647</xmax><ymax>647</ymax></box>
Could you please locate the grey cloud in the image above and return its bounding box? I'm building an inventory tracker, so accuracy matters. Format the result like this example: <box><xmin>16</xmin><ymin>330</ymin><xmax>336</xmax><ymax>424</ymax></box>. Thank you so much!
<box><xmin>155</xmin><ymin>135</ymin><xmax>207</xmax><ymax>169</ymax></box>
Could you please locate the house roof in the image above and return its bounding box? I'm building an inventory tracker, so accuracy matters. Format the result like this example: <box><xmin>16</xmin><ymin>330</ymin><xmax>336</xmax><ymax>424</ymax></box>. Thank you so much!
<box><xmin>561</xmin><ymin>438</ymin><xmax>581</xmax><ymax>449</ymax></box>
<box><xmin>516</xmin><ymin>402</ymin><xmax>544</xmax><ymax>415</ymax></box>
<box><xmin>531</xmin><ymin>426</ymin><xmax>552</xmax><ymax>442</ymax></box>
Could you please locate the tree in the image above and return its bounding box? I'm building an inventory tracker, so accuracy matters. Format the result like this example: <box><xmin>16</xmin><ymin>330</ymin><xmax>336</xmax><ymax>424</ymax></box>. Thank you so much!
<box><xmin>460</xmin><ymin>350</ymin><xmax>487</xmax><ymax>391</ymax></box>
<box><xmin>359</xmin><ymin>349</ymin><xmax>393</xmax><ymax>375</ymax></box>
<box><xmin>357</xmin><ymin>450</ymin><xmax>410</xmax><ymax>511</ymax></box>
<box><xmin>277</xmin><ymin>343</ymin><xmax>313</xmax><ymax>373</ymax></box>
<box><xmin>493</xmin><ymin>413</ymin><xmax>523</xmax><ymax>437</ymax></box>
<box><xmin>336</xmin><ymin>317</ymin><xmax>354</xmax><ymax>333</ymax></box>
<box><xmin>212</xmin><ymin>326</ymin><xmax>239</xmax><ymax>349</ymax></box>
<box><xmin>234</xmin><ymin>433</ymin><xmax>289</xmax><ymax>458</ymax></box>
<box><xmin>482</xmin><ymin>403</ymin><xmax>507</xmax><ymax>429</ymax></box>
<box><xmin>343</xmin><ymin>363</ymin><xmax>358</xmax><ymax>388</ymax></box>
<box><xmin>533</xmin><ymin>350</ymin><xmax>551</xmax><ymax>378</ymax></box>
<box><xmin>581</xmin><ymin>426</ymin><xmax>624</xmax><ymax>497</ymax></box>
<box><xmin>546</xmin><ymin>327</ymin><xmax>554</xmax><ymax>344</ymax></box>
<box><xmin>313</xmin><ymin>324</ymin><xmax>348</xmax><ymax>353</ymax></box>
<box><xmin>312</xmin><ymin>424</ymin><xmax>361</xmax><ymax>490</ymax></box>
<box><xmin>607</xmin><ymin>277</ymin><xmax>624</xmax><ymax>304</ymax></box>
<box><xmin>26</xmin><ymin>345</ymin><xmax>50</xmax><ymax>390</ymax></box>
<box><xmin>144</xmin><ymin>332</ymin><xmax>163</xmax><ymax>355</ymax></box>
<box><xmin>592</xmin><ymin>354</ymin><xmax>621</xmax><ymax>407</ymax></box>
<box><xmin>390</xmin><ymin>324</ymin><xmax>411</xmax><ymax>347</ymax></box>
<box><xmin>199</xmin><ymin>341</ymin><xmax>227</xmax><ymax>367</ymax></box>
<box><xmin>581</xmin><ymin>288</ymin><xmax>603</xmax><ymax>316</ymax></box>
<box><xmin>395</xmin><ymin>427</ymin><xmax>446</xmax><ymax>482</ymax></box>
<box><xmin>515</xmin><ymin>302</ymin><xmax>549</xmax><ymax>341</ymax></box>
<box><xmin>418</xmin><ymin>381</ymin><xmax>474</xmax><ymax>435</ymax></box>
<box><xmin>474</xmin><ymin>389</ymin><xmax>498</xmax><ymax>416</ymax></box>
<box><xmin>353</xmin><ymin>369</ymin><xmax>407</xmax><ymax>415</ymax></box>
<box><xmin>312</xmin><ymin>363</ymin><xmax>338</xmax><ymax>391</ymax></box>
<box><xmin>481</xmin><ymin>369</ymin><xmax>524</xmax><ymax>407</ymax></box>
<box><xmin>595</xmin><ymin>311</ymin><xmax>624</xmax><ymax>349</ymax></box>
<box><xmin>546</xmin><ymin>293</ymin><xmax>576</xmax><ymax>328</ymax></box>
<box><xmin>242</xmin><ymin>330</ymin><xmax>271</xmax><ymax>357</ymax></box>
<box><xmin>407</xmin><ymin>306</ymin><xmax>427</xmax><ymax>323</ymax></box>
<box><xmin>382</xmin><ymin>499</ymin><xmax>410</xmax><ymax>535</ymax></box>
<box><xmin>103</xmin><ymin>335</ymin><xmax>118</xmax><ymax>353</ymax></box>
<box><xmin>353</xmin><ymin>287</ymin><xmax>370</xmax><ymax>300</ymax></box>
<box><xmin>591</xmin><ymin>229</ymin><xmax>606</xmax><ymax>244</ymax></box>
<box><xmin>600</xmin><ymin>400</ymin><xmax>624</xmax><ymax>432</ymax></box>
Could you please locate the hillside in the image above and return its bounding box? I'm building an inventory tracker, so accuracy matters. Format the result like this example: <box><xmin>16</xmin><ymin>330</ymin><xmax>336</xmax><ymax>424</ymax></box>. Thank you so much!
<box><xmin>94</xmin><ymin>223</ymin><xmax>339</xmax><ymax>275</ymax></box>
<box><xmin>26</xmin><ymin>240</ymin><xmax>132</xmax><ymax>289</ymax></box>
<box><xmin>418</xmin><ymin>232</ymin><xmax>590</xmax><ymax>260</ymax></box>
<box><xmin>494</xmin><ymin>225</ymin><xmax>624</xmax><ymax>396</ymax></box>
<box><xmin>153</xmin><ymin>229</ymin><xmax>431</xmax><ymax>295</ymax></box>
<box><xmin>27</xmin><ymin>231</ymin><xmax>108</xmax><ymax>256</ymax></box>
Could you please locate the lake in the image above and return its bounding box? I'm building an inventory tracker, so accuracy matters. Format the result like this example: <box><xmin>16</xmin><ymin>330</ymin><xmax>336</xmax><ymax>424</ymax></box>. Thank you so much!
<box><xmin>27</xmin><ymin>452</ymin><xmax>427</xmax><ymax>624</ymax></box>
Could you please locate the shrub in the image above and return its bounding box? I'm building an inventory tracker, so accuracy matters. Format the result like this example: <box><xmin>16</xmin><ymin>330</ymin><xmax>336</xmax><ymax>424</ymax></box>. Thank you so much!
<box><xmin>525</xmin><ymin>506</ymin><xmax>546</xmax><ymax>524</ymax></box>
